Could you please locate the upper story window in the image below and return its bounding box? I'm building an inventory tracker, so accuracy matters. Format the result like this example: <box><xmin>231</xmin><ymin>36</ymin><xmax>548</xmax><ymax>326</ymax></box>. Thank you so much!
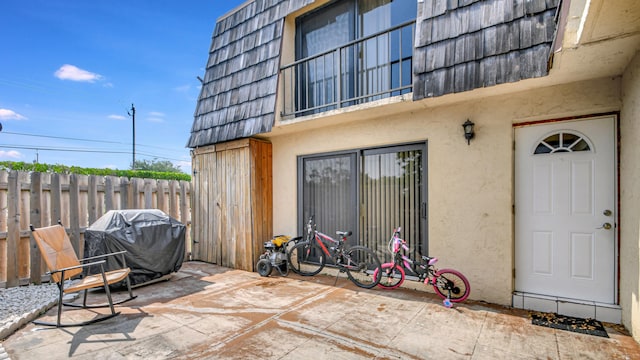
<box><xmin>281</xmin><ymin>0</ymin><xmax>416</xmax><ymax>117</ymax></box>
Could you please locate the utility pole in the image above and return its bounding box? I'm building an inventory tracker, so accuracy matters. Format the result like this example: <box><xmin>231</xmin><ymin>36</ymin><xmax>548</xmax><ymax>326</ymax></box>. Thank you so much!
<box><xmin>127</xmin><ymin>104</ymin><xmax>136</xmax><ymax>169</ymax></box>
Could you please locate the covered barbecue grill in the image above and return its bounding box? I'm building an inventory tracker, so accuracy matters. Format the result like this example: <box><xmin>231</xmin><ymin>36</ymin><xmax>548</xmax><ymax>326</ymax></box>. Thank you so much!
<box><xmin>84</xmin><ymin>209</ymin><xmax>186</xmax><ymax>286</ymax></box>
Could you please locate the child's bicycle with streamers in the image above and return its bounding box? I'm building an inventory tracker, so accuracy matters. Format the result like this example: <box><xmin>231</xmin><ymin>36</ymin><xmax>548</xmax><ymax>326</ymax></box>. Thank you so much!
<box><xmin>287</xmin><ymin>216</ymin><xmax>382</xmax><ymax>289</ymax></box>
<box><xmin>374</xmin><ymin>227</ymin><xmax>470</xmax><ymax>307</ymax></box>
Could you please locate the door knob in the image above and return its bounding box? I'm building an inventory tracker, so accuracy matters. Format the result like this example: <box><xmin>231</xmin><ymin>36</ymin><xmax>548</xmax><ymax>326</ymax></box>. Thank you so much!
<box><xmin>603</xmin><ymin>209</ymin><xmax>612</xmax><ymax>216</ymax></box>
<box><xmin>598</xmin><ymin>222</ymin><xmax>612</xmax><ymax>230</ymax></box>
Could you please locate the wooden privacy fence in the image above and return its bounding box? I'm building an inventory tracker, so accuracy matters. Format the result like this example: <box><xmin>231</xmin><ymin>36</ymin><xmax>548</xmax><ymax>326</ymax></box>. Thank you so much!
<box><xmin>0</xmin><ymin>170</ymin><xmax>191</xmax><ymax>289</ymax></box>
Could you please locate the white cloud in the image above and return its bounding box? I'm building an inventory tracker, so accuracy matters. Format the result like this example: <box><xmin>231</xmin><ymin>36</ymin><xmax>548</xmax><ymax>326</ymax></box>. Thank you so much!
<box><xmin>0</xmin><ymin>108</ymin><xmax>27</xmax><ymax>120</ymax></box>
<box><xmin>0</xmin><ymin>150</ymin><xmax>23</xmax><ymax>159</ymax></box>
<box><xmin>108</xmin><ymin>114</ymin><xmax>127</xmax><ymax>120</ymax></box>
<box><xmin>175</xmin><ymin>160</ymin><xmax>191</xmax><ymax>171</ymax></box>
<box><xmin>147</xmin><ymin>111</ymin><xmax>165</xmax><ymax>123</ymax></box>
<box><xmin>54</xmin><ymin>64</ymin><xmax>103</xmax><ymax>82</ymax></box>
<box><xmin>174</xmin><ymin>84</ymin><xmax>191</xmax><ymax>92</ymax></box>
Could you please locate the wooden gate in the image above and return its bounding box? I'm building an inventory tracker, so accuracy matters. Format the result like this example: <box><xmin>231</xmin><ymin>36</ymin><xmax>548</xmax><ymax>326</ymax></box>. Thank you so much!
<box><xmin>191</xmin><ymin>138</ymin><xmax>272</xmax><ymax>271</ymax></box>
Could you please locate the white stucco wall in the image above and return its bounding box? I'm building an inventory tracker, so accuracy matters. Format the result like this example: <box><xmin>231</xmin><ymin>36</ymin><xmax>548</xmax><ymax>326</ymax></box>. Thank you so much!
<box><xmin>266</xmin><ymin>76</ymin><xmax>621</xmax><ymax>305</ymax></box>
<box><xmin>620</xmin><ymin>50</ymin><xmax>640</xmax><ymax>340</ymax></box>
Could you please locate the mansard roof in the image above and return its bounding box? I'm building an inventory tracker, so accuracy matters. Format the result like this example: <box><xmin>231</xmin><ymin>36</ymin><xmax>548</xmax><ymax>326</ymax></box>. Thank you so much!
<box><xmin>188</xmin><ymin>0</ymin><xmax>560</xmax><ymax>148</ymax></box>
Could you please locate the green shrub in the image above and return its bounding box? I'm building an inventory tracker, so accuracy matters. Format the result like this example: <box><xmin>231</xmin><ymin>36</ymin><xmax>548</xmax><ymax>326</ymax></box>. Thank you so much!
<box><xmin>0</xmin><ymin>161</ymin><xmax>191</xmax><ymax>181</ymax></box>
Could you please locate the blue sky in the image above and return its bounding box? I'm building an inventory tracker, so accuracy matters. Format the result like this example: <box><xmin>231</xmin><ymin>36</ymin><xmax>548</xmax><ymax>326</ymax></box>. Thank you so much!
<box><xmin>0</xmin><ymin>0</ymin><xmax>246</xmax><ymax>174</ymax></box>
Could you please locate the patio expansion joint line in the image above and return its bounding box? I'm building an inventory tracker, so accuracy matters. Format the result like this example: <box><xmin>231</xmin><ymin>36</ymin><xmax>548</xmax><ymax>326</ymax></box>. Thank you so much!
<box><xmin>277</xmin><ymin>318</ymin><xmax>418</xmax><ymax>360</ymax></box>
<box><xmin>381</xmin><ymin>302</ymin><xmax>430</xmax><ymax>359</ymax></box>
<box><xmin>470</xmin><ymin>310</ymin><xmax>489</xmax><ymax>357</ymax></box>
<box><xmin>272</xmin><ymin>287</ymin><xmax>421</xmax><ymax>360</ymax></box>
<box><xmin>553</xmin><ymin>328</ymin><xmax>561</xmax><ymax>358</ymax></box>
<box><xmin>205</xmin><ymin>284</ymin><xmax>345</xmax><ymax>352</ymax></box>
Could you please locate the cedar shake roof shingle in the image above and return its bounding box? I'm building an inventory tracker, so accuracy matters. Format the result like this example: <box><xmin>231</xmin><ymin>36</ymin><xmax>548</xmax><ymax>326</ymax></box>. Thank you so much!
<box><xmin>188</xmin><ymin>0</ymin><xmax>559</xmax><ymax>148</ymax></box>
<box><xmin>413</xmin><ymin>0</ymin><xmax>559</xmax><ymax>99</ymax></box>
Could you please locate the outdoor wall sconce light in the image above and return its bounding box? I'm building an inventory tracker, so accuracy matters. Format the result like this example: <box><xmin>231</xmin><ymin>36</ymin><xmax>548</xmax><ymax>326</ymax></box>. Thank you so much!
<box><xmin>462</xmin><ymin>119</ymin><xmax>475</xmax><ymax>145</ymax></box>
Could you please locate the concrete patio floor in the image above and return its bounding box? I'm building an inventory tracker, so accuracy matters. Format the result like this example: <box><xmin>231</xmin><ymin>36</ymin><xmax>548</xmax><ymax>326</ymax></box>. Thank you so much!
<box><xmin>1</xmin><ymin>261</ymin><xmax>639</xmax><ymax>359</ymax></box>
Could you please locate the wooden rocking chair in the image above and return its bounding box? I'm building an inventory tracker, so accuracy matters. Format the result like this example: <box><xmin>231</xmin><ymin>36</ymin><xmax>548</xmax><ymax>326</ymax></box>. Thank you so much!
<box><xmin>30</xmin><ymin>222</ymin><xmax>137</xmax><ymax>327</ymax></box>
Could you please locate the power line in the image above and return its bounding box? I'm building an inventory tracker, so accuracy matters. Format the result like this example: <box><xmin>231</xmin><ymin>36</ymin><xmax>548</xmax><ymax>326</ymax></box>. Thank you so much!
<box><xmin>2</xmin><ymin>131</ymin><xmax>124</xmax><ymax>144</ymax></box>
<box><xmin>0</xmin><ymin>144</ymin><xmax>185</xmax><ymax>162</ymax></box>
<box><xmin>1</xmin><ymin>130</ymin><xmax>184</xmax><ymax>151</ymax></box>
<box><xmin>0</xmin><ymin>144</ymin><xmax>131</xmax><ymax>154</ymax></box>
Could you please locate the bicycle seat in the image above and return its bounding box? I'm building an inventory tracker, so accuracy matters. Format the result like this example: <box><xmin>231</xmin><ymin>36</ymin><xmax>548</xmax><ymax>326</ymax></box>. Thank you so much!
<box><xmin>421</xmin><ymin>256</ymin><xmax>438</xmax><ymax>265</ymax></box>
<box><xmin>336</xmin><ymin>231</ymin><xmax>352</xmax><ymax>237</ymax></box>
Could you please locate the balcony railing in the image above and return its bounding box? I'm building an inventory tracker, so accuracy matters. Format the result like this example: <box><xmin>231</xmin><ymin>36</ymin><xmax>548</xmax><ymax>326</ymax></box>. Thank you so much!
<box><xmin>280</xmin><ymin>20</ymin><xmax>415</xmax><ymax>118</ymax></box>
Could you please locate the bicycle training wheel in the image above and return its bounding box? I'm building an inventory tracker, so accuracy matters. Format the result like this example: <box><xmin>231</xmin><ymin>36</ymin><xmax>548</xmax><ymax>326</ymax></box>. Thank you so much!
<box><xmin>287</xmin><ymin>241</ymin><xmax>325</xmax><ymax>276</ymax></box>
<box><xmin>343</xmin><ymin>246</ymin><xmax>382</xmax><ymax>289</ymax></box>
<box><xmin>375</xmin><ymin>262</ymin><xmax>405</xmax><ymax>289</ymax></box>
<box><xmin>432</xmin><ymin>269</ymin><xmax>470</xmax><ymax>302</ymax></box>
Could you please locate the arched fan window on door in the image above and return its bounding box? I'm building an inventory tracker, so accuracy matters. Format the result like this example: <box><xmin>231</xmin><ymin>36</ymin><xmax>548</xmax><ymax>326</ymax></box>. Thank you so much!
<box><xmin>533</xmin><ymin>131</ymin><xmax>593</xmax><ymax>154</ymax></box>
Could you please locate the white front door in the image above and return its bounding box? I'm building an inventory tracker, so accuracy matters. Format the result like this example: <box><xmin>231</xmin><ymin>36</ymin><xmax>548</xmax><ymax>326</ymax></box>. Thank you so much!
<box><xmin>515</xmin><ymin>116</ymin><xmax>617</xmax><ymax>304</ymax></box>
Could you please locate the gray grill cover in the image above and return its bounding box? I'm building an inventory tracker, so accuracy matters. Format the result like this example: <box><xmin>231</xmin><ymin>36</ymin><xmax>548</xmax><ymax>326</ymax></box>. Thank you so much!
<box><xmin>84</xmin><ymin>209</ymin><xmax>186</xmax><ymax>286</ymax></box>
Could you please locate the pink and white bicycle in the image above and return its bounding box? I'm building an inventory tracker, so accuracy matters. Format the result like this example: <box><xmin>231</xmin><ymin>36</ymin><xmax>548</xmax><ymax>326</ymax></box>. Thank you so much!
<box><xmin>373</xmin><ymin>227</ymin><xmax>470</xmax><ymax>307</ymax></box>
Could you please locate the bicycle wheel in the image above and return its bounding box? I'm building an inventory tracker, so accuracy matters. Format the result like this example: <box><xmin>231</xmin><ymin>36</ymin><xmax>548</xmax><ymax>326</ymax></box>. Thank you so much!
<box><xmin>287</xmin><ymin>241</ymin><xmax>325</xmax><ymax>276</ymax></box>
<box><xmin>374</xmin><ymin>262</ymin><xmax>405</xmax><ymax>289</ymax></box>
<box><xmin>343</xmin><ymin>246</ymin><xmax>382</xmax><ymax>289</ymax></box>
<box><xmin>432</xmin><ymin>269</ymin><xmax>470</xmax><ymax>302</ymax></box>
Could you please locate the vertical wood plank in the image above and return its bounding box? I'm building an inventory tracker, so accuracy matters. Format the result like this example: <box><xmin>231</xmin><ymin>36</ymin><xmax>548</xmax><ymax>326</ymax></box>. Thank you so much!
<box><xmin>193</xmin><ymin>156</ymin><xmax>201</xmax><ymax>261</ymax></box>
<box><xmin>96</xmin><ymin>176</ymin><xmax>105</xmax><ymax>219</ymax></box>
<box><xmin>157</xmin><ymin>180</ymin><xmax>166</xmax><ymax>214</ymax></box>
<box><xmin>169</xmin><ymin>181</ymin><xmax>178</xmax><ymax>219</ymax></box>
<box><xmin>59</xmin><ymin>174</ymin><xmax>70</xmax><ymax>226</ymax></box>
<box><xmin>120</xmin><ymin>177</ymin><xmax>130</xmax><ymax>210</ymax></box>
<box><xmin>250</xmin><ymin>141</ymin><xmax>259</xmax><ymax>272</ymax></box>
<box><xmin>180</xmin><ymin>181</ymin><xmax>192</xmax><ymax>260</ymax></box>
<box><xmin>0</xmin><ymin>171</ymin><xmax>6</xmax><ymax>283</ymax></box>
<box><xmin>69</xmin><ymin>174</ymin><xmax>81</xmax><ymax>255</ymax></box>
<box><xmin>18</xmin><ymin>172</ymin><xmax>30</xmax><ymax>281</ymax></box>
<box><xmin>144</xmin><ymin>179</ymin><xmax>153</xmax><ymax>208</ymax></box>
<box><xmin>0</xmin><ymin>171</ymin><xmax>7</xmax><ymax>233</ymax></box>
<box><xmin>180</xmin><ymin>181</ymin><xmax>189</xmax><ymax>229</ymax></box>
<box><xmin>78</xmin><ymin>175</ymin><xmax>88</xmax><ymax>228</ymax></box>
<box><xmin>6</xmin><ymin>171</ymin><xmax>19</xmax><ymax>288</ymax></box>
<box><xmin>219</xmin><ymin>149</ymin><xmax>227</xmax><ymax>267</ymax></box>
<box><xmin>105</xmin><ymin>176</ymin><xmax>114</xmax><ymax>211</ymax></box>
<box><xmin>40</xmin><ymin>173</ymin><xmax>51</xmax><ymax>226</ymax></box>
<box><xmin>50</xmin><ymin>173</ymin><xmax>62</xmax><ymax>224</ymax></box>
<box><xmin>180</xmin><ymin>180</ymin><xmax>191</xmax><ymax>259</ymax></box>
<box><xmin>29</xmin><ymin>171</ymin><xmax>42</xmax><ymax>284</ymax></box>
<box><xmin>214</xmin><ymin>151</ymin><xmax>221</xmax><ymax>264</ymax></box>
<box><xmin>130</xmin><ymin>178</ymin><xmax>140</xmax><ymax>209</ymax></box>
<box><xmin>88</xmin><ymin>175</ymin><xmax>98</xmax><ymax>224</ymax></box>
<box><xmin>189</xmin><ymin>160</ymin><xmax>199</xmax><ymax>260</ymax></box>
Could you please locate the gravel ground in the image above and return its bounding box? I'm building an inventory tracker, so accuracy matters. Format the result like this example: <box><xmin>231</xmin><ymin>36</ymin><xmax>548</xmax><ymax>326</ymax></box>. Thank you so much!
<box><xmin>0</xmin><ymin>283</ymin><xmax>59</xmax><ymax>341</ymax></box>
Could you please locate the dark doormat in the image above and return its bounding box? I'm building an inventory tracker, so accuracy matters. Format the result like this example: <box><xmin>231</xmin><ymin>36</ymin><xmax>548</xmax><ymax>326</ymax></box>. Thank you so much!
<box><xmin>530</xmin><ymin>312</ymin><xmax>608</xmax><ymax>338</ymax></box>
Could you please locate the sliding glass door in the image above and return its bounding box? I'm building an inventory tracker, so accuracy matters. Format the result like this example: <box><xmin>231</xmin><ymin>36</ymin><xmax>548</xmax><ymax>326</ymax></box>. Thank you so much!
<box><xmin>298</xmin><ymin>143</ymin><xmax>426</xmax><ymax>259</ymax></box>
<box><xmin>299</xmin><ymin>152</ymin><xmax>358</xmax><ymax>247</ymax></box>
<box><xmin>360</xmin><ymin>145</ymin><xmax>425</xmax><ymax>261</ymax></box>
